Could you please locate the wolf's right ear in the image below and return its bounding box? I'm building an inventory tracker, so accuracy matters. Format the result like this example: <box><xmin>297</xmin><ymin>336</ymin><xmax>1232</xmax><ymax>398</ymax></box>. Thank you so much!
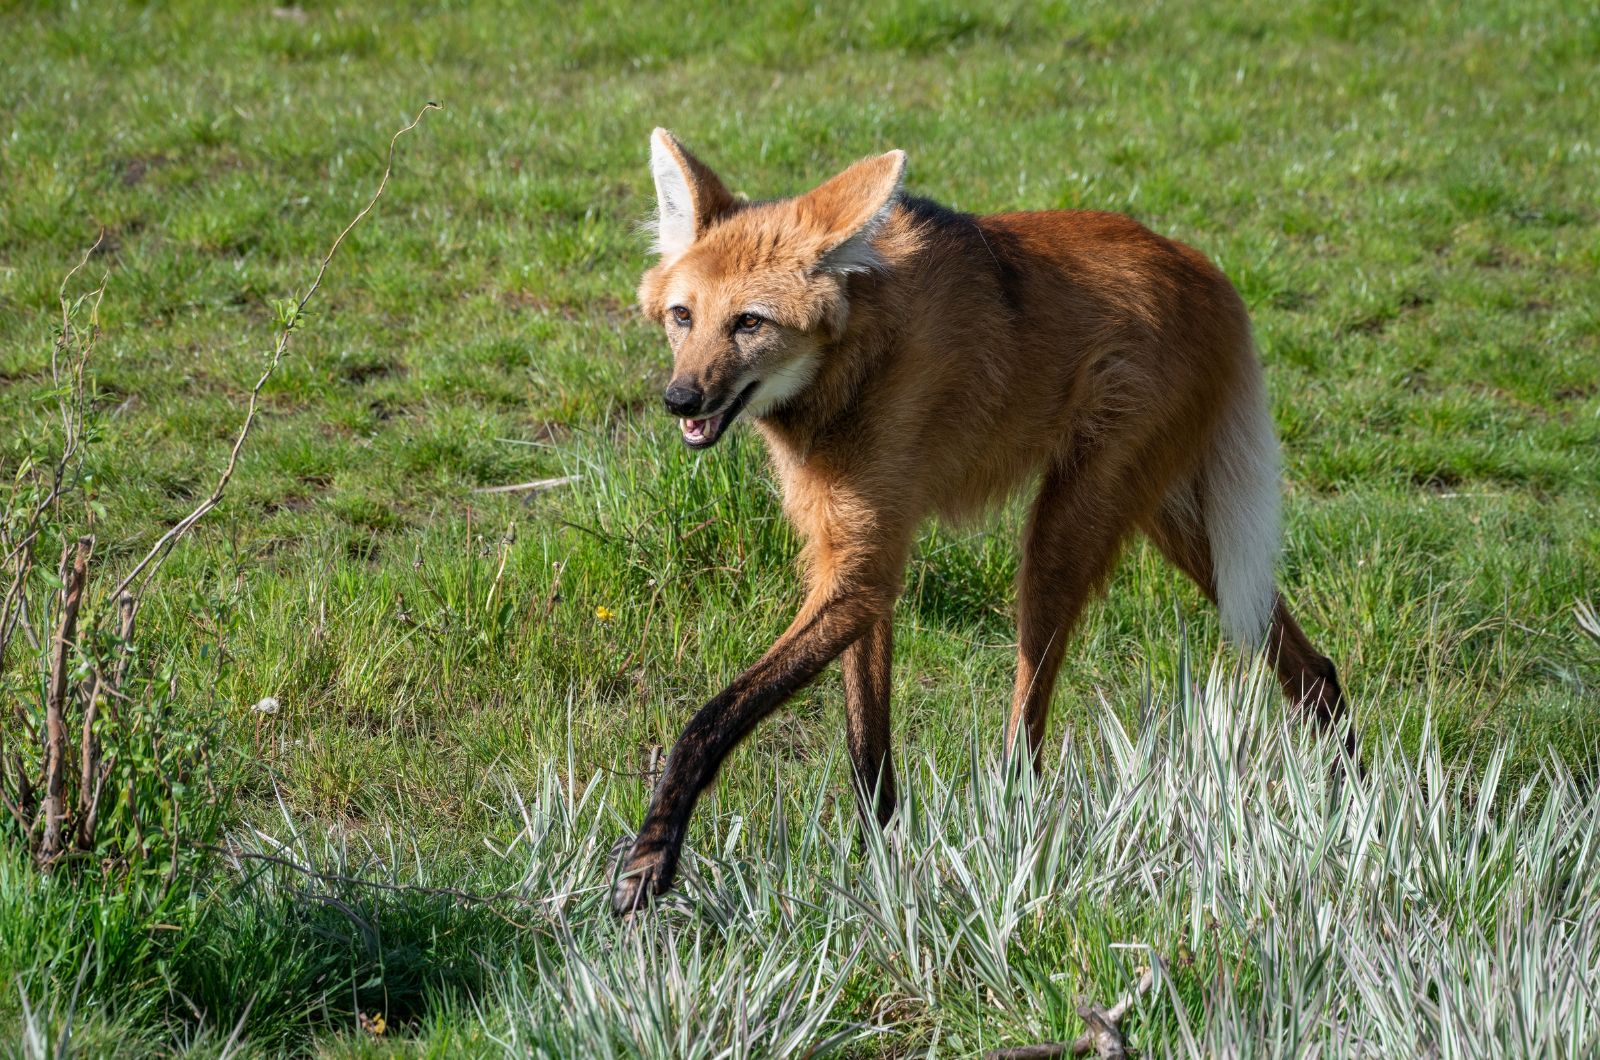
<box><xmin>649</xmin><ymin>129</ymin><xmax>736</xmax><ymax>260</ymax></box>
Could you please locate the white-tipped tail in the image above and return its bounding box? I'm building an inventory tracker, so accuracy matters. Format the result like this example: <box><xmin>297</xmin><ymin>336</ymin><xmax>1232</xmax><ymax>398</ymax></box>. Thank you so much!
<box><xmin>1202</xmin><ymin>356</ymin><xmax>1282</xmax><ymax>648</ymax></box>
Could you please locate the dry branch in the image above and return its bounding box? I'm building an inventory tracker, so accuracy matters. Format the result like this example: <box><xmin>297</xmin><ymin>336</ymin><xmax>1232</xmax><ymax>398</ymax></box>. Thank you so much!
<box><xmin>40</xmin><ymin>535</ymin><xmax>92</xmax><ymax>864</ymax></box>
<box><xmin>985</xmin><ymin>961</ymin><xmax>1160</xmax><ymax>1060</ymax></box>
<box><xmin>76</xmin><ymin>592</ymin><xmax>133</xmax><ymax>848</ymax></box>
<box><xmin>471</xmin><ymin>475</ymin><xmax>580</xmax><ymax>495</ymax></box>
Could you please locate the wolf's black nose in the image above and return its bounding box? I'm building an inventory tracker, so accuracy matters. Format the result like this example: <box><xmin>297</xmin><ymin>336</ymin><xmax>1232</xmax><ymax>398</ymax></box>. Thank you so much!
<box><xmin>664</xmin><ymin>383</ymin><xmax>703</xmax><ymax>416</ymax></box>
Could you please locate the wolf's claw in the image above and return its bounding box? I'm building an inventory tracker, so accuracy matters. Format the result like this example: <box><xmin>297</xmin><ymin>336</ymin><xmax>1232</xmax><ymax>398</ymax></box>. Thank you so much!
<box><xmin>610</xmin><ymin>851</ymin><xmax>667</xmax><ymax>917</ymax></box>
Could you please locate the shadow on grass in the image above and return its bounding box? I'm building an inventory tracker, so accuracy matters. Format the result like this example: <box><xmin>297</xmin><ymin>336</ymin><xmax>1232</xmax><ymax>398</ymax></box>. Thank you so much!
<box><xmin>2</xmin><ymin>849</ymin><xmax>534</xmax><ymax>1050</ymax></box>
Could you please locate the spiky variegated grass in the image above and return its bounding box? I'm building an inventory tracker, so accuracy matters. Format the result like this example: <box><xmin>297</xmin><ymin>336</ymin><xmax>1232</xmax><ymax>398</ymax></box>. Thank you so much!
<box><xmin>120</xmin><ymin>663</ymin><xmax>1586</xmax><ymax>1057</ymax></box>
<box><xmin>4</xmin><ymin>0</ymin><xmax>1598</xmax><ymax>1052</ymax></box>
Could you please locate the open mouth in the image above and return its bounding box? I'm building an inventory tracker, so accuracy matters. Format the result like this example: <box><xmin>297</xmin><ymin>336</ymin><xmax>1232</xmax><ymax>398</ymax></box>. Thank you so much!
<box><xmin>680</xmin><ymin>381</ymin><xmax>759</xmax><ymax>450</ymax></box>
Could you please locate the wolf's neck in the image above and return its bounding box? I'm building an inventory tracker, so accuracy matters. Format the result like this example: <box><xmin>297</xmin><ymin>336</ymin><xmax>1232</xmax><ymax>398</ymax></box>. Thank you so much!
<box><xmin>754</xmin><ymin>274</ymin><xmax>900</xmax><ymax>453</ymax></box>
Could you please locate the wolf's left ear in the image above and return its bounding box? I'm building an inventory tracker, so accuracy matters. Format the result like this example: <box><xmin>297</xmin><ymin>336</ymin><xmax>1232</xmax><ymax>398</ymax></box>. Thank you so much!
<box><xmin>796</xmin><ymin>150</ymin><xmax>907</xmax><ymax>275</ymax></box>
<box><xmin>650</xmin><ymin>128</ymin><xmax>736</xmax><ymax>260</ymax></box>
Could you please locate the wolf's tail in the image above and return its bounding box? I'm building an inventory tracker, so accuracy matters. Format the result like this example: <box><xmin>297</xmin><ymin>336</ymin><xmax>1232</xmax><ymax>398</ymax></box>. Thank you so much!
<box><xmin>1199</xmin><ymin>347</ymin><xmax>1282</xmax><ymax>648</ymax></box>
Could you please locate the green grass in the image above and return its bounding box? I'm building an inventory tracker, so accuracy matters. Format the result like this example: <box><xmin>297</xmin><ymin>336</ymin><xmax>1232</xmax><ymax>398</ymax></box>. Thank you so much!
<box><xmin>2</xmin><ymin>0</ymin><xmax>1599</xmax><ymax>1054</ymax></box>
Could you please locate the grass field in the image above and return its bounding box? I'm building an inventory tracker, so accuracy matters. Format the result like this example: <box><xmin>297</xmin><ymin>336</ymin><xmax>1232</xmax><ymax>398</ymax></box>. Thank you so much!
<box><xmin>3</xmin><ymin>0</ymin><xmax>1599</xmax><ymax>1054</ymax></box>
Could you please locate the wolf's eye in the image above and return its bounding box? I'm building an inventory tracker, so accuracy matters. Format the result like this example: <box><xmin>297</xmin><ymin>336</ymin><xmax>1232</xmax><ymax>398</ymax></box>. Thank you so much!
<box><xmin>735</xmin><ymin>313</ymin><xmax>764</xmax><ymax>333</ymax></box>
<box><xmin>670</xmin><ymin>305</ymin><xmax>692</xmax><ymax>326</ymax></box>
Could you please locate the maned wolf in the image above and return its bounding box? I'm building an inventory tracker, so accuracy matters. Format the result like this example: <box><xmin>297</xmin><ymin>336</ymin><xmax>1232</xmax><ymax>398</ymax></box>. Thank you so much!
<box><xmin>612</xmin><ymin>129</ymin><xmax>1352</xmax><ymax>914</ymax></box>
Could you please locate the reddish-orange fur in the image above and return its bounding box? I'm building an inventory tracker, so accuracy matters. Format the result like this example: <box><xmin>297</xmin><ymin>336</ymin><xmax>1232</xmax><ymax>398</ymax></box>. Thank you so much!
<box><xmin>613</xmin><ymin>131</ymin><xmax>1350</xmax><ymax>914</ymax></box>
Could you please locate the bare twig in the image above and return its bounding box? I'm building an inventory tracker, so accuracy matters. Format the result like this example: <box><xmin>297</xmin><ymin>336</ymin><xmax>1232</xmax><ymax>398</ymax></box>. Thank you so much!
<box><xmin>41</xmin><ymin>535</ymin><xmax>92</xmax><ymax>865</ymax></box>
<box><xmin>0</xmin><ymin>543</ymin><xmax>39</xmax><ymax>679</ymax></box>
<box><xmin>13</xmin><ymin>754</ymin><xmax>35</xmax><ymax>821</ymax></box>
<box><xmin>78</xmin><ymin>753</ymin><xmax>114</xmax><ymax>854</ymax></box>
<box><xmin>0</xmin><ymin>234</ymin><xmax>106</xmax><ymax>675</ymax></box>
<box><xmin>539</xmin><ymin>558</ymin><xmax>566</xmax><ymax>620</ymax></box>
<box><xmin>985</xmin><ymin>961</ymin><xmax>1160</xmax><ymax>1060</ymax></box>
<box><xmin>111</xmin><ymin>102</ymin><xmax>442</xmax><ymax>607</ymax></box>
<box><xmin>109</xmin><ymin>591</ymin><xmax>136</xmax><ymax>713</ymax></box>
<box><xmin>484</xmin><ymin>521</ymin><xmax>516</xmax><ymax>614</ymax></box>
<box><xmin>77</xmin><ymin>597</ymin><xmax>130</xmax><ymax>841</ymax></box>
<box><xmin>471</xmin><ymin>474</ymin><xmax>580</xmax><ymax>495</ymax></box>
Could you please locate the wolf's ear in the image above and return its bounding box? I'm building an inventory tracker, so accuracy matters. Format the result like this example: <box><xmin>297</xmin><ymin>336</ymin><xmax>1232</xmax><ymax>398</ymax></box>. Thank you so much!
<box><xmin>650</xmin><ymin>128</ymin><xmax>736</xmax><ymax>260</ymax></box>
<box><xmin>795</xmin><ymin>150</ymin><xmax>906</xmax><ymax>275</ymax></box>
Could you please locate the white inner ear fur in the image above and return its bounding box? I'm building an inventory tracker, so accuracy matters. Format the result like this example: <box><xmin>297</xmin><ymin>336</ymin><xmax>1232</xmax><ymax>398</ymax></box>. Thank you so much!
<box><xmin>650</xmin><ymin>135</ymin><xmax>696</xmax><ymax>260</ymax></box>
<box><xmin>815</xmin><ymin>154</ymin><xmax>906</xmax><ymax>276</ymax></box>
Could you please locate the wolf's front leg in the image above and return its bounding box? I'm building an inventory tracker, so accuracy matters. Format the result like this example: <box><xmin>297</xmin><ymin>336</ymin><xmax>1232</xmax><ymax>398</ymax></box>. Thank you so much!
<box><xmin>612</xmin><ymin>584</ymin><xmax>893</xmax><ymax>916</ymax></box>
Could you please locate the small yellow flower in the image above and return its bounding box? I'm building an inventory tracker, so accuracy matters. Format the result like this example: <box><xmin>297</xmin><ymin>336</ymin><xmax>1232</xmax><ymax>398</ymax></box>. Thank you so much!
<box><xmin>595</xmin><ymin>605</ymin><xmax>616</xmax><ymax>623</ymax></box>
<box><xmin>358</xmin><ymin>1012</ymin><xmax>387</xmax><ymax>1036</ymax></box>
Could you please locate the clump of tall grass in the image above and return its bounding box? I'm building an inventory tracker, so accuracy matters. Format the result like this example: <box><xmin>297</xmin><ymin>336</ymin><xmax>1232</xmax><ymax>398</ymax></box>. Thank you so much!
<box><xmin>215</xmin><ymin>660</ymin><xmax>1599</xmax><ymax>1056</ymax></box>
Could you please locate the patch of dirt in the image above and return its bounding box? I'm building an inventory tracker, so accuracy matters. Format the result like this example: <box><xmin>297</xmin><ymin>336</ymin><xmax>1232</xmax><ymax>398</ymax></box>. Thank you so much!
<box><xmin>115</xmin><ymin>154</ymin><xmax>168</xmax><ymax>188</ymax></box>
<box><xmin>497</xmin><ymin>290</ymin><xmax>636</xmax><ymax>325</ymax></box>
<box><xmin>339</xmin><ymin>358</ymin><xmax>403</xmax><ymax>385</ymax></box>
<box><xmin>1344</xmin><ymin>291</ymin><xmax>1431</xmax><ymax>338</ymax></box>
<box><xmin>0</xmin><ymin>363</ymin><xmax>43</xmax><ymax>386</ymax></box>
<box><xmin>529</xmin><ymin>419</ymin><xmax>566</xmax><ymax>443</ymax></box>
<box><xmin>1411</xmin><ymin>468</ymin><xmax>1463</xmax><ymax>493</ymax></box>
<box><xmin>344</xmin><ymin>535</ymin><xmax>382</xmax><ymax>563</ymax></box>
<box><xmin>268</xmin><ymin>494</ymin><xmax>317</xmax><ymax>514</ymax></box>
<box><xmin>498</xmin><ymin>290</ymin><xmax>556</xmax><ymax>313</ymax></box>
<box><xmin>368</xmin><ymin>398</ymin><xmax>408</xmax><ymax>422</ymax></box>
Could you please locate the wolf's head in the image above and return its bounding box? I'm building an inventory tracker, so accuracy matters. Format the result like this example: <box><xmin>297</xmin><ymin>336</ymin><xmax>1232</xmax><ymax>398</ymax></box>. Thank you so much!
<box><xmin>637</xmin><ymin>129</ymin><xmax>905</xmax><ymax>449</ymax></box>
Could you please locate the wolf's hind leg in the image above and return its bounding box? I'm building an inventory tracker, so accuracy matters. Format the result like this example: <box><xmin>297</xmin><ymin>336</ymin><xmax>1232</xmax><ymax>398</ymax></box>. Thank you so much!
<box><xmin>1142</xmin><ymin>491</ymin><xmax>1355</xmax><ymax>753</ymax></box>
<box><xmin>843</xmin><ymin>617</ymin><xmax>895</xmax><ymax>828</ymax></box>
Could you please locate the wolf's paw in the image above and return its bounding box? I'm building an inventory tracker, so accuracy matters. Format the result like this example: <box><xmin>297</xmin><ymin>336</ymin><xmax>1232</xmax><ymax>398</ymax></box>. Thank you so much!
<box><xmin>611</xmin><ymin>848</ymin><xmax>670</xmax><ymax>917</ymax></box>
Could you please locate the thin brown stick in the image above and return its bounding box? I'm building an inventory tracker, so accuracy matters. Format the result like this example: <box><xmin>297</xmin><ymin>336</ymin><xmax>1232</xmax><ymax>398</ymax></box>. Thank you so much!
<box><xmin>1</xmin><ymin>724</ymin><xmax>29</xmax><ymax>830</ymax></box>
<box><xmin>41</xmin><ymin>535</ymin><xmax>92</xmax><ymax>865</ymax></box>
<box><xmin>540</xmin><ymin>559</ymin><xmax>566</xmax><ymax>620</ymax></box>
<box><xmin>75</xmin><ymin>594</ymin><xmax>131</xmax><ymax>849</ymax></box>
<box><xmin>13</xmin><ymin>754</ymin><xmax>35</xmax><ymax>820</ymax></box>
<box><xmin>107</xmin><ymin>591</ymin><xmax>136</xmax><ymax>725</ymax></box>
<box><xmin>75</xmin><ymin>597</ymin><xmax>127</xmax><ymax>839</ymax></box>
<box><xmin>77</xmin><ymin>670</ymin><xmax>100</xmax><ymax>831</ymax></box>
<box><xmin>111</xmin><ymin>103</ymin><xmax>442</xmax><ymax>607</ymax></box>
<box><xmin>1</xmin><ymin>784</ymin><xmax>28</xmax><ymax>831</ymax></box>
<box><xmin>985</xmin><ymin>961</ymin><xmax>1160</xmax><ymax>1060</ymax></box>
<box><xmin>484</xmin><ymin>521</ymin><xmax>516</xmax><ymax>615</ymax></box>
<box><xmin>79</xmin><ymin>753</ymin><xmax>114</xmax><ymax>854</ymax></box>
<box><xmin>471</xmin><ymin>475</ymin><xmax>580</xmax><ymax>495</ymax></box>
<box><xmin>0</xmin><ymin>551</ymin><xmax>38</xmax><ymax>687</ymax></box>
